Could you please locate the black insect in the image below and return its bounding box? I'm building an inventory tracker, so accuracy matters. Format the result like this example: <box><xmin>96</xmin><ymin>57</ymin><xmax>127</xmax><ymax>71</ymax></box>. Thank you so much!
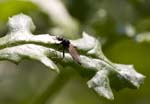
<box><xmin>56</xmin><ymin>37</ymin><xmax>81</xmax><ymax>64</ymax></box>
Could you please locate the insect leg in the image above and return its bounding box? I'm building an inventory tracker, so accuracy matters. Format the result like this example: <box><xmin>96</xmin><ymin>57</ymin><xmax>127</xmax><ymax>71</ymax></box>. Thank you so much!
<box><xmin>63</xmin><ymin>47</ymin><xmax>65</xmax><ymax>58</ymax></box>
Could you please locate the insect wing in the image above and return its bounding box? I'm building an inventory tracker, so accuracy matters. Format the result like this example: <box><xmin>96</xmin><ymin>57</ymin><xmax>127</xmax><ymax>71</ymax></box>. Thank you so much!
<box><xmin>68</xmin><ymin>44</ymin><xmax>81</xmax><ymax>64</ymax></box>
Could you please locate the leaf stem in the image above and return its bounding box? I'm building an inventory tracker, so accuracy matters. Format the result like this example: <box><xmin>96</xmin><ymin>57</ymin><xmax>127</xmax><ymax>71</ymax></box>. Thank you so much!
<box><xmin>31</xmin><ymin>69</ymin><xmax>74</xmax><ymax>104</ymax></box>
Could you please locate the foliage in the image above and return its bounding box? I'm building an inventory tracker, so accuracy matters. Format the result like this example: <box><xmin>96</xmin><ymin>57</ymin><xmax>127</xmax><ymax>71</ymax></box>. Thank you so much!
<box><xmin>0</xmin><ymin>0</ymin><xmax>149</xmax><ymax>104</ymax></box>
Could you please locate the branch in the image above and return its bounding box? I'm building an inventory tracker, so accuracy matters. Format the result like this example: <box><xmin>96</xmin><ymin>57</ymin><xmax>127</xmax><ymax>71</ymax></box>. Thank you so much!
<box><xmin>0</xmin><ymin>14</ymin><xmax>145</xmax><ymax>100</ymax></box>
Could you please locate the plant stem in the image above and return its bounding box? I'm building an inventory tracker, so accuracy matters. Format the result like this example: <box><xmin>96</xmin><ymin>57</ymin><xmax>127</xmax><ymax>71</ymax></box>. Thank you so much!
<box><xmin>31</xmin><ymin>68</ymin><xmax>74</xmax><ymax>104</ymax></box>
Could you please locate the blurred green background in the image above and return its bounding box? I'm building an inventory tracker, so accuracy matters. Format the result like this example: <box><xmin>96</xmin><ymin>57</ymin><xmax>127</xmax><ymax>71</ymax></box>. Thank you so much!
<box><xmin>0</xmin><ymin>0</ymin><xmax>150</xmax><ymax>104</ymax></box>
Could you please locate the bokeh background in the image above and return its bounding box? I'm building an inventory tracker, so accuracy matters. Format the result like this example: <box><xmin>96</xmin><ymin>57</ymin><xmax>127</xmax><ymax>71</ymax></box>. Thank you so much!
<box><xmin>0</xmin><ymin>0</ymin><xmax>150</xmax><ymax>104</ymax></box>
